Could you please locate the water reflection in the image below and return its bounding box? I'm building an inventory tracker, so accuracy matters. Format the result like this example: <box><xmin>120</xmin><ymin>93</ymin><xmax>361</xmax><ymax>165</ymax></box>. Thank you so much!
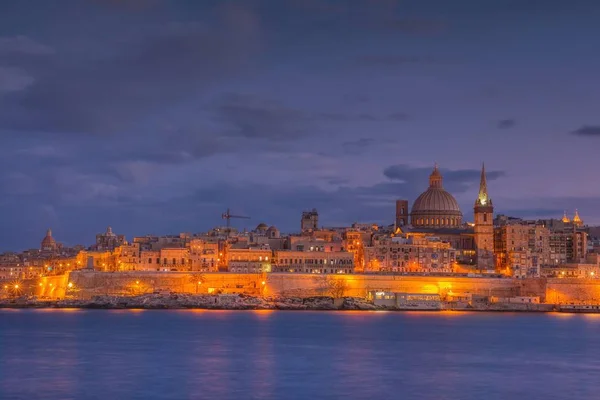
<box><xmin>1</xmin><ymin>310</ymin><xmax>600</xmax><ymax>400</ymax></box>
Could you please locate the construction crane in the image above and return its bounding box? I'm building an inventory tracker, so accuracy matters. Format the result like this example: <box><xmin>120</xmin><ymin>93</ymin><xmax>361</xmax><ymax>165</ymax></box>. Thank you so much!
<box><xmin>221</xmin><ymin>208</ymin><xmax>250</xmax><ymax>232</ymax></box>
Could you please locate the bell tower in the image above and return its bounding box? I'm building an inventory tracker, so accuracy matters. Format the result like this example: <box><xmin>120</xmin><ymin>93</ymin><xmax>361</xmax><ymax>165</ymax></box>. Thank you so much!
<box><xmin>474</xmin><ymin>163</ymin><xmax>494</xmax><ymax>271</ymax></box>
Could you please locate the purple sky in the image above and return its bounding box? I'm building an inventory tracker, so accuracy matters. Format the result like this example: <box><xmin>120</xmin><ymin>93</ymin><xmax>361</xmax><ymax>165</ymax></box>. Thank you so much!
<box><xmin>1</xmin><ymin>0</ymin><xmax>600</xmax><ymax>250</ymax></box>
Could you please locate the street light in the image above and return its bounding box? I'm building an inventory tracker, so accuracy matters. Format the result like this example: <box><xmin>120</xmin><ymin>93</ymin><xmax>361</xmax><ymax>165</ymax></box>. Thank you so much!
<box><xmin>68</xmin><ymin>282</ymin><xmax>73</xmax><ymax>288</ymax></box>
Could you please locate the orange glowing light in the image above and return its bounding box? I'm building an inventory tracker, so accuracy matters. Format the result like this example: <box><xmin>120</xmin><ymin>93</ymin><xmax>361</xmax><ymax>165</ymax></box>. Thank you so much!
<box><xmin>261</xmin><ymin>281</ymin><xmax>266</xmax><ymax>285</ymax></box>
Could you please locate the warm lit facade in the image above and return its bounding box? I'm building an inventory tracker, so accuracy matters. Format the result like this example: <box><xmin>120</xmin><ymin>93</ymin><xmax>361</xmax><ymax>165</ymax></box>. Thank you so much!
<box><xmin>473</xmin><ymin>164</ymin><xmax>495</xmax><ymax>271</ymax></box>
<box><xmin>272</xmin><ymin>250</ymin><xmax>354</xmax><ymax>274</ymax></box>
<box><xmin>494</xmin><ymin>222</ymin><xmax>550</xmax><ymax>277</ymax></box>
<box><xmin>227</xmin><ymin>248</ymin><xmax>272</xmax><ymax>273</ymax></box>
<box><xmin>364</xmin><ymin>235</ymin><xmax>456</xmax><ymax>273</ymax></box>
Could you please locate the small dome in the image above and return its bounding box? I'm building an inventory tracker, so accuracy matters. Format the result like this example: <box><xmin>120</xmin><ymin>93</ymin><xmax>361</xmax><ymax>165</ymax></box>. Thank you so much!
<box><xmin>41</xmin><ymin>229</ymin><xmax>57</xmax><ymax>250</ymax></box>
<box><xmin>267</xmin><ymin>225</ymin><xmax>278</xmax><ymax>231</ymax></box>
<box><xmin>256</xmin><ymin>223</ymin><xmax>268</xmax><ymax>231</ymax></box>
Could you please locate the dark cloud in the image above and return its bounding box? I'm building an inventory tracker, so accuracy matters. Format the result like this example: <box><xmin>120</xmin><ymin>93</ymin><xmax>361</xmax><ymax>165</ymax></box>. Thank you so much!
<box><xmin>380</xmin><ymin>18</ymin><xmax>447</xmax><ymax>35</ymax></box>
<box><xmin>0</xmin><ymin>4</ymin><xmax>262</xmax><ymax>135</ymax></box>
<box><xmin>356</xmin><ymin>55</ymin><xmax>438</xmax><ymax>66</ymax></box>
<box><xmin>389</xmin><ymin>112</ymin><xmax>409</xmax><ymax>121</ymax></box>
<box><xmin>0</xmin><ymin>36</ymin><xmax>54</xmax><ymax>55</ymax></box>
<box><xmin>342</xmin><ymin>138</ymin><xmax>376</xmax><ymax>155</ymax></box>
<box><xmin>572</xmin><ymin>126</ymin><xmax>600</xmax><ymax>136</ymax></box>
<box><xmin>215</xmin><ymin>93</ymin><xmax>308</xmax><ymax>140</ymax></box>
<box><xmin>497</xmin><ymin>119</ymin><xmax>516</xmax><ymax>129</ymax></box>
<box><xmin>383</xmin><ymin>164</ymin><xmax>506</xmax><ymax>196</ymax></box>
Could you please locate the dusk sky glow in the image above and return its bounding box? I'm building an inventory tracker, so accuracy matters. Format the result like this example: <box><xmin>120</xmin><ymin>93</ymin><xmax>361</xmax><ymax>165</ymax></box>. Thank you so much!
<box><xmin>1</xmin><ymin>0</ymin><xmax>600</xmax><ymax>250</ymax></box>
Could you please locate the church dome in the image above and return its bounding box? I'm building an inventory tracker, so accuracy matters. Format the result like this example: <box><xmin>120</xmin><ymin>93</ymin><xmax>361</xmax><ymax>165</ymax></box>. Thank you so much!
<box><xmin>410</xmin><ymin>165</ymin><xmax>462</xmax><ymax>228</ymax></box>
<box><xmin>41</xmin><ymin>229</ymin><xmax>57</xmax><ymax>250</ymax></box>
<box><xmin>412</xmin><ymin>189</ymin><xmax>461</xmax><ymax>213</ymax></box>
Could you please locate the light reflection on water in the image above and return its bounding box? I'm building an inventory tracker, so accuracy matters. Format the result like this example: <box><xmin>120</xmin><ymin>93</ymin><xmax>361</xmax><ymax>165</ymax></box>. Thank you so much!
<box><xmin>1</xmin><ymin>310</ymin><xmax>600</xmax><ymax>400</ymax></box>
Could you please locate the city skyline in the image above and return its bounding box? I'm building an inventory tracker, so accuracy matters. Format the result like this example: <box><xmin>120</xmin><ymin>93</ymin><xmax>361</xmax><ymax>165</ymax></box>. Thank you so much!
<box><xmin>1</xmin><ymin>0</ymin><xmax>600</xmax><ymax>250</ymax></box>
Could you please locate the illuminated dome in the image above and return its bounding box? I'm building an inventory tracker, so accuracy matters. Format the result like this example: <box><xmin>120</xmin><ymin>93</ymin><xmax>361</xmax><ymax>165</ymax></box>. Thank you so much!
<box><xmin>410</xmin><ymin>165</ymin><xmax>462</xmax><ymax>228</ymax></box>
<box><xmin>41</xmin><ymin>228</ymin><xmax>57</xmax><ymax>251</ymax></box>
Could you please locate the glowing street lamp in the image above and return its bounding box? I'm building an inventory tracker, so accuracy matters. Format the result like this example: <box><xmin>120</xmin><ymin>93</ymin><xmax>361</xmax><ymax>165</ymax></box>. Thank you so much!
<box><xmin>68</xmin><ymin>282</ymin><xmax>73</xmax><ymax>289</ymax></box>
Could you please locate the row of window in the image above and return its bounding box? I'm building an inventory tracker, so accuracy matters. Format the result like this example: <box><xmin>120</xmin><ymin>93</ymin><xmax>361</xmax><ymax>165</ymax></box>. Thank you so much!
<box><xmin>278</xmin><ymin>259</ymin><xmax>352</xmax><ymax>265</ymax></box>
<box><xmin>415</xmin><ymin>217</ymin><xmax>458</xmax><ymax>226</ymax></box>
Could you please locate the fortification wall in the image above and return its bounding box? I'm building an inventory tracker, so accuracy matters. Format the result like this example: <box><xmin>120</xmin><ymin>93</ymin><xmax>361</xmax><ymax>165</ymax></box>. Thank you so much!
<box><xmin>546</xmin><ymin>279</ymin><xmax>600</xmax><ymax>303</ymax></box>
<box><xmin>67</xmin><ymin>271</ymin><xmax>520</xmax><ymax>299</ymax></box>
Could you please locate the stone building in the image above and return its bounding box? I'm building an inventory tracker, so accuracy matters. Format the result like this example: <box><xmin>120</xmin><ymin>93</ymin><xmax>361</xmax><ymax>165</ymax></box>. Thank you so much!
<box><xmin>93</xmin><ymin>227</ymin><xmax>126</xmax><ymax>251</ymax></box>
<box><xmin>301</xmin><ymin>209</ymin><xmax>319</xmax><ymax>232</ymax></box>
<box><xmin>40</xmin><ymin>229</ymin><xmax>60</xmax><ymax>252</ymax></box>
<box><xmin>272</xmin><ymin>249</ymin><xmax>354</xmax><ymax>274</ymax></box>
<box><xmin>227</xmin><ymin>247</ymin><xmax>272</xmax><ymax>273</ymax></box>
<box><xmin>410</xmin><ymin>164</ymin><xmax>463</xmax><ymax>229</ymax></box>
<box><xmin>398</xmin><ymin>164</ymin><xmax>490</xmax><ymax>266</ymax></box>
<box><xmin>364</xmin><ymin>235</ymin><xmax>456</xmax><ymax>273</ymax></box>
<box><xmin>473</xmin><ymin>164</ymin><xmax>495</xmax><ymax>271</ymax></box>
<box><xmin>494</xmin><ymin>222</ymin><xmax>550</xmax><ymax>277</ymax></box>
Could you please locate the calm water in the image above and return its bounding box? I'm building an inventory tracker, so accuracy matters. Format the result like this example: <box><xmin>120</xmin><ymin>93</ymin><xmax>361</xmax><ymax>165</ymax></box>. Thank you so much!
<box><xmin>1</xmin><ymin>310</ymin><xmax>599</xmax><ymax>400</ymax></box>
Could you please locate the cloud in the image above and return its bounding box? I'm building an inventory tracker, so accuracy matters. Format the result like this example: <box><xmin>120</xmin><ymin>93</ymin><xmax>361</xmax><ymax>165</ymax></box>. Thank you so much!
<box><xmin>383</xmin><ymin>164</ymin><xmax>506</xmax><ymax>195</ymax></box>
<box><xmin>497</xmin><ymin>119</ymin><xmax>516</xmax><ymax>129</ymax></box>
<box><xmin>0</xmin><ymin>5</ymin><xmax>262</xmax><ymax>135</ymax></box>
<box><xmin>342</xmin><ymin>138</ymin><xmax>376</xmax><ymax>155</ymax></box>
<box><xmin>356</xmin><ymin>55</ymin><xmax>438</xmax><ymax>66</ymax></box>
<box><xmin>381</xmin><ymin>18</ymin><xmax>447</xmax><ymax>35</ymax></box>
<box><xmin>572</xmin><ymin>126</ymin><xmax>600</xmax><ymax>136</ymax></box>
<box><xmin>0</xmin><ymin>67</ymin><xmax>34</xmax><ymax>92</ymax></box>
<box><xmin>0</xmin><ymin>36</ymin><xmax>54</xmax><ymax>55</ymax></box>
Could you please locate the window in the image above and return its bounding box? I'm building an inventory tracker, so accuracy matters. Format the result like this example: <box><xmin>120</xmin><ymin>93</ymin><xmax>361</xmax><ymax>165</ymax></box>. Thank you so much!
<box><xmin>483</xmin><ymin>213</ymin><xmax>487</xmax><ymax>222</ymax></box>
<box><xmin>148</xmin><ymin>258</ymin><xmax>152</xmax><ymax>264</ymax></box>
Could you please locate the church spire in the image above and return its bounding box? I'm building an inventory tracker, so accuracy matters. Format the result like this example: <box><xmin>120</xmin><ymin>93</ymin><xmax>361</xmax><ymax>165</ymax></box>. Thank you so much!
<box><xmin>562</xmin><ymin>211</ymin><xmax>570</xmax><ymax>223</ymax></box>
<box><xmin>573</xmin><ymin>209</ymin><xmax>582</xmax><ymax>226</ymax></box>
<box><xmin>475</xmin><ymin>163</ymin><xmax>491</xmax><ymax>207</ymax></box>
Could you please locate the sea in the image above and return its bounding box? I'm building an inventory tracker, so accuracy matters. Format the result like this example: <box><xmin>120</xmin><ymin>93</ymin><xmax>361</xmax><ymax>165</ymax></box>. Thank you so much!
<box><xmin>1</xmin><ymin>309</ymin><xmax>599</xmax><ymax>400</ymax></box>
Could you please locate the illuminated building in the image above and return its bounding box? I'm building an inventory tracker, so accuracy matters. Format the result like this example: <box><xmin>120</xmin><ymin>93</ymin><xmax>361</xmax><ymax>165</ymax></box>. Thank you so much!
<box><xmin>473</xmin><ymin>164</ymin><xmax>495</xmax><ymax>270</ymax></box>
<box><xmin>410</xmin><ymin>164</ymin><xmax>462</xmax><ymax>228</ymax></box>
<box><xmin>227</xmin><ymin>247</ymin><xmax>272</xmax><ymax>273</ymax></box>
<box><xmin>273</xmin><ymin>249</ymin><xmax>354</xmax><ymax>274</ymax></box>
<box><xmin>41</xmin><ymin>229</ymin><xmax>59</xmax><ymax>252</ymax></box>
<box><xmin>397</xmin><ymin>164</ymin><xmax>481</xmax><ymax>266</ymax></box>
<box><xmin>364</xmin><ymin>235</ymin><xmax>456</xmax><ymax>273</ymax></box>
<box><xmin>93</xmin><ymin>226</ymin><xmax>126</xmax><ymax>251</ymax></box>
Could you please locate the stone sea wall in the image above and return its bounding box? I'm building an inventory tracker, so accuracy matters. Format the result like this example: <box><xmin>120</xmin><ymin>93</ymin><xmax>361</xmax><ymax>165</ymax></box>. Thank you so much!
<box><xmin>13</xmin><ymin>271</ymin><xmax>600</xmax><ymax>303</ymax></box>
<box><xmin>62</xmin><ymin>271</ymin><xmax>520</xmax><ymax>300</ymax></box>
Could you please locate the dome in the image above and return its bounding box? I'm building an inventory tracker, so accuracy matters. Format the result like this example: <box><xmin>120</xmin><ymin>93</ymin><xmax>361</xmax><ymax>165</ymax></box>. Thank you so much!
<box><xmin>410</xmin><ymin>165</ymin><xmax>462</xmax><ymax>228</ymax></box>
<box><xmin>255</xmin><ymin>223</ymin><xmax>268</xmax><ymax>231</ymax></box>
<box><xmin>41</xmin><ymin>229</ymin><xmax>57</xmax><ymax>250</ymax></box>
<box><xmin>412</xmin><ymin>189</ymin><xmax>461</xmax><ymax>213</ymax></box>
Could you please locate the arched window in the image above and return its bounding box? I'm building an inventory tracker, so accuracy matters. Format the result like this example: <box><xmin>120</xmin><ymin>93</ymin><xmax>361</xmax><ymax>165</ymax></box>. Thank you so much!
<box><xmin>436</xmin><ymin>218</ymin><xmax>440</xmax><ymax>225</ymax></box>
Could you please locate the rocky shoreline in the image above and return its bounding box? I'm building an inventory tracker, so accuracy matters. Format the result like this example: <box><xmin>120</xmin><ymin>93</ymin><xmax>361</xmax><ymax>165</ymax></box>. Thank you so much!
<box><xmin>0</xmin><ymin>293</ymin><xmax>559</xmax><ymax>312</ymax></box>
<box><xmin>0</xmin><ymin>293</ymin><xmax>378</xmax><ymax>311</ymax></box>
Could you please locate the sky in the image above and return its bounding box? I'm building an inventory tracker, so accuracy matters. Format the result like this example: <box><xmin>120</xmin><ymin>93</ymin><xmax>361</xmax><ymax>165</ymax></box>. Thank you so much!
<box><xmin>1</xmin><ymin>0</ymin><xmax>600</xmax><ymax>251</ymax></box>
